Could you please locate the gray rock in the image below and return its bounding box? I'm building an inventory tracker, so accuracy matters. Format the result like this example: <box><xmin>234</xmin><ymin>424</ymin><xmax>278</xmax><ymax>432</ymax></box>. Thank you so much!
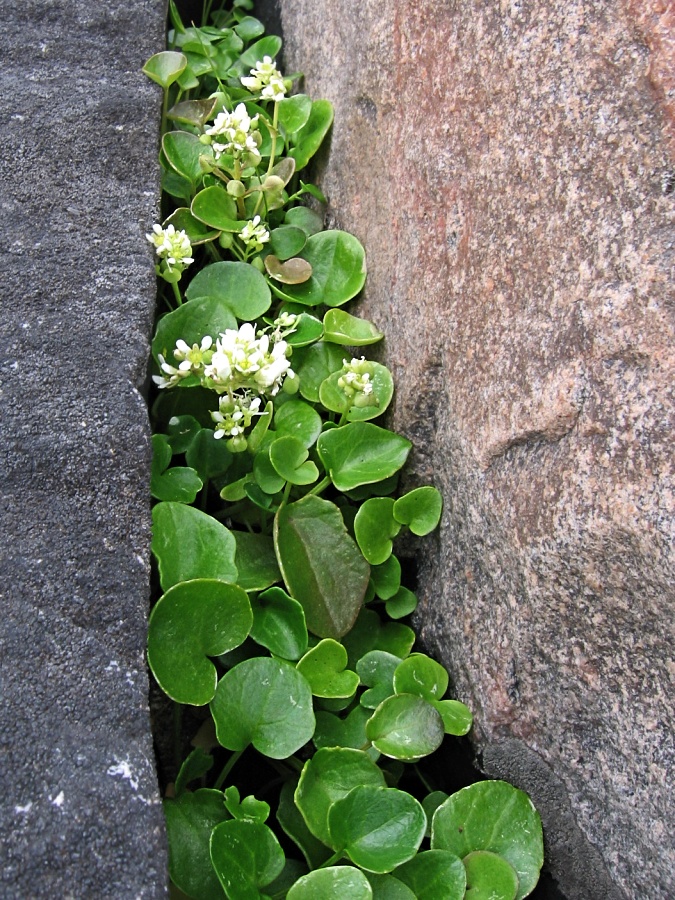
<box><xmin>0</xmin><ymin>0</ymin><xmax>168</xmax><ymax>896</ymax></box>
<box><xmin>278</xmin><ymin>1</ymin><xmax>675</xmax><ymax>897</ymax></box>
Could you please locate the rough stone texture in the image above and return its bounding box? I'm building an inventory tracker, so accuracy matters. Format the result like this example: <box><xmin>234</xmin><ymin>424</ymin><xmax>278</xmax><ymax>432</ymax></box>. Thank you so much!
<box><xmin>0</xmin><ymin>1</ymin><xmax>168</xmax><ymax>896</ymax></box>
<box><xmin>278</xmin><ymin>1</ymin><xmax>675</xmax><ymax>897</ymax></box>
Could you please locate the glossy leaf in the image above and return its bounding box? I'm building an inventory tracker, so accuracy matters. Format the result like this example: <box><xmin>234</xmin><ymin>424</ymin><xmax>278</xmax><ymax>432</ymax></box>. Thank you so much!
<box><xmin>237</xmin><ymin>35</ymin><xmax>283</xmax><ymax>74</ymax></box>
<box><xmin>249</xmin><ymin>586</ymin><xmax>308</xmax><ymax>660</ymax></box>
<box><xmin>148</xmin><ymin>579</ymin><xmax>252</xmax><ymax>705</ymax></box>
<box><xmin>370</xmin><ymin>556</ymin><xmax>402</xmax><ymax>600</ymax></box>
<box><xmin>185</xmin><ymin>261</ymin><xmax>272</xmax><ymax>320</ymax></box>
<box><xmin>365</xmin><ymin>694</ymin><xmax>445</xmax><ymax>761</ymax></box>
<box><xmin>174</xmin><ymin>747</ymin><xmax>214</xmax><ymax>798</ymax></box>
<box><xmin>323</xmin><ymin>309</ymin><xmax>383</xmax><ymax>346</ymax></box>
<box><xmin>210</xmin><ymin>657</ymin><xmax>315</xmax><ymax>758</ymax></box>
<box><xmin>422</xmin><ymin>792</ymin><xmax>449</xmax><ymax>836</ymax></box>
<box><xmin>289</xmin><ymin>99</ymin><xmax>334</xmax><ymax>170</ymax></box>
<box><xmin>356</xmin><ymin>651</ymin><xmax>401</xmax><ymax>710</ymax></box>
<box><xmin>153</xmin><ymin>296</ymin><xmax>237</xmax><ymax>371</ymax></box>
<box><xmin>431</xmin><ymin>699</ymin><xmax>473</xmax><ymax>736</ymax></box>
<box><xmin>269</xmin><ymin>434</ymin><xmax>320</xmax><ymax>485</ymax></box>
<box><xmin>295</xmin><ymin>747</ymin><xmax>385</xmax><ymax>847</ymax></box>
<box><xmin>210</xmin><ymin>819</ymin><xmax>285</xmax><ymax>898</ymax></box>
<box><xmin>274</xmin><ymin>495</ymin><xmax>371</xmax><ymax>639</ymax></box>
<box><xmin>233</xmin><ymin>532</ymin><xmax>281</xmax><ymax>592</ymax></box>
<box><xmin>166</xmin><ymin>414</ymin><xmax>202</xmax><ymax>453</ymax></box>
<box><xmin>313</xmin><ymin>705</ymin><xmax>374</xmax><ymax>754</ymax></box>
<box><xmin>163</xmin><ymin>207</ymin><xmax>220</xmax><ymax>245</ymax></box>
<box><xmin>366</xmin><ymin>874</ymin><xmax>415</xmax><ymax>900</ymax></box>
<box><xmin>317</xmin><ymin>423</ymin><xmax>411</xmax><ymax>492</ymax></box>
<box><xmin>285</xmin><ymin>312</ymin><xmax>324</xmax><ymax>347</ymax></box>
<box><xmin>278</xmin><ymin>94</ymin><xmax>312</xmax><ymax>133</ymax></box>
<box><xmin>233</xmin><ymin>15</ymin><xmax>265</xmax><ymax>41</ymax></box>
<box><xmin>319</xmin><ymin>363</ymin><xmax>394</xmax><ymax>423</ymax></box>
<box><xmin>185</xmin><ymin>429</ymin><xmax>232</xmax><ymax>481</ymax></box>
<box><xmin>463</xmin><ymin>851</ymin><xmax>520</xmax><ymax>900</ymax></box>
<box><xmin>385</xmin><ymin>587</ymin><xmax>418</xmax><ymax>620</ymax></box>
<box><xmin>285</xmin><ymin>205</ymin><xmax>324</xmax><ymax>237</ymax></box>
<box><xmin>328</xmin><ymin>786</ymin><xmax>426</xmax><ymax>873</ymax></box>
<box><xmin>151</xmin><ymin>434</ymin><xmax>203</xmax><ymax>503</ymax></box>
<box><xmin>163</xmin><ymin>131</ymin><xmax>213</xmax><ymax>185</ymax></box>
<box><xmin>287</xmin><ymin>867</ymin><xmax>373</xmax><ymax>899</ymax></box>
<box><xmin>191</xmin><ymin>186</ymin><xmax>243</xmax><ymax>232</ymax></box>
<box><xmin>253</xmin><ymin>444</ymin><xmax>286</xmax><ymax>495</ymax></box>
<box><xmin>281</xmin><ymin>230</ymin><xmax>366</xmax><ymax>308</ymax></box>
<box><xmin>278</xmin><ymin>780</ymin><xmax>334</xmax><ymax>869</ymax></box>
<box><xmin>164</xmin><ymin>789</ymin><xmax>230</xmax><ymax>900</ymax></box>
<box><xmin>354</xmin><ymin>498</ymin><xmax>400</xmax><ymax>565</ymax></box>
<box><xmin>269</xmin><ymin>225</ymin><xmax>307</xmax><ymax>261</ymax></box>
<box><xmin>265</xmin><ymin>255</ymin><xmax>313</xmax><ymax>284</ymax></box>
<box><xmin>297</xmin><ymin>639</ymin><xmax>360</xmax><ymax>699</ymax></box>
<box><xmin>431</xmin><ymin>781</ymin><xmax>544</xmax><ymax>899</ymax></box>
<box><xmin>143</xmin><ymin>50</ymin><xmax>187</xmax><ymax>88</ymax></box>
<box><xmin>152</xmin><ymin>502</ymin><xmax>237</xmax><ymax>590</ymax></box>
<box><xmin>293</xmin><ymin>342</ymin><xmax>345</xmax><ymax>402</ymax></box>
<box><xmin>342</xmin><ymin>609</ymin><xmax>416</xmax><ymax>670</ymax></box>
<box><xmin>223</xmin><ymin>786</ymin><xmax>270</xmax><ymax>825</ymax></box>
<box><xmin>394</xmin><ymin>850</ymin><xmax>466</xmax><ymax>900</ymax></box>
<box><xmin>393</xmin><ymin>487</ymin><xmax>443</xmax><ymax>536</ymax></box>
<box><xmin>393</xmin><ymin>654</ymin><xmax>449</xmax><ymax>702</ymax></box>
<box><xmin>274</xmin><ymin>400</ymin><xmax>322</xmax><ymax>448</ymax></box>
<box><xmin>167</xmin><ymin>97</ymin><xmax>218</xmax><ymax>127</ymax></box>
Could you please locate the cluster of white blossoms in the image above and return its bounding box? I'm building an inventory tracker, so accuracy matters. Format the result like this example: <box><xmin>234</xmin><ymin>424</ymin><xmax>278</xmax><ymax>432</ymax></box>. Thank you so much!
<box><xmin>241</xmin><ymin>56</ymin><xmax>287</xmax><ymax>102</ymax></box>
<box><xmin>338</xmin><ymin>357</ymin><xmax>376</xmax><ymax>407</ymax></box>
<box><xmin>146</xmin><ymin>224</ymin><xmax>194</xmax><ymax>276</ymax></box>
<box><xmin>205</xmin><ymin>103</ymin><xmax>260</xmax><ymax>161</ymax></box>
<box><xmin>204</xmin><ymin>323</ymin><xmax>293</xmax><ymax>396</ymax></box>
<box><xmin>211</xmin><ymin>392</ymin><xmax>264</xmax><ymax>446</ymax></box>
<box><xmin>239</xmin><ymin>215</ymin><xmax>270</xmax><ymax>253</ymax></box>
<box><xmin>153</xmin><ymin>336</ymin><xmax>214</xmax><ymax>389</ymax></box>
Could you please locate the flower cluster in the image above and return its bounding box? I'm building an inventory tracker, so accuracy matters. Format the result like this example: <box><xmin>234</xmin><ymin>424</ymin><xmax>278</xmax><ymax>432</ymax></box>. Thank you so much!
<box><xmin>205</xmin><ymin>103</ymin><xmax>261</xmax><ymax>162</ymax></box>
<box><xmin>211</xmin><ymin>392</ymin><xmax>264</xmax><ymax>448</ymax></box>
<box><xmin>146</xmin><ymin>224</ymin><xmax>194</xmax><ymax>281</ymax></box>
<box><xmin>338</xmin><ymin>357</ymin><xmax>377</xmax><ymax>407</ymax></box>
<box><xmin>205</xmin><ymin>323</ymin><xmax>293</xmax><ymax>396</ymax></box>
<box><xmin>153</xmin><ymin>337</ymin><xmax>213</xmax><ymax>389</ymax></box>
<box><xmin>241</xmin><ymin>56</ymin><xmax>287</xmax><ymax>102</ymax></box>
<box><xmin>239</xmin><ymin>216</ymin><xmax>270</xmax><ymax>253</ymax></box>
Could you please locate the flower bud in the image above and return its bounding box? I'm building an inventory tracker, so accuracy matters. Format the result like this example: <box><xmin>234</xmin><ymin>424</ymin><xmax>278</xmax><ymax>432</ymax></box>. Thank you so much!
<box><xmin>250</xmin><ymin>255</ymin><xmax>265</xmax><ymax>272</ymax></box>
<box><xmin>226</xmin><ymin>179</ymin><xmax>246</xmax><ymax>198</ymax></box>
<box><xmin>218</xmin><ymin>232</ymin><xmax>234</xmax><ymax>249</ymax></box>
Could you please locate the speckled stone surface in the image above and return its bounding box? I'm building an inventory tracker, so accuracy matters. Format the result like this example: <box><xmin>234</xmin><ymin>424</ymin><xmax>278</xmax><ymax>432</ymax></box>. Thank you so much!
<box><xmin>0</xmin><ymin>0</ymin><xmax>168</xmax><ymax>896</ymax></box>
<box><xmin>278</xmin><ymin>1</ymin><xmax>675</xmax><ymax>897</ymax></box>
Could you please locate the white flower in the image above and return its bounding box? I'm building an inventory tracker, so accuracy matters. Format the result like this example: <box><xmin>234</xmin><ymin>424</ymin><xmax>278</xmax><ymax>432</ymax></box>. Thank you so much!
<box><xmin>241</xmin><ymin>56</ymin><xmax>287</xmax><ymax>102</ymax></box>
<box><xmin>338</xmin><ymin>357</ymin><xmax>376</xmax><ymax>404</ymax></box>
<box><xmin>211</xmin><ymin>391</ymin><xmax>263</xmax><ymax>445</ymax></box>
<box><xmin>205</xmin><ymin>103</ymin><xmax>260</xmax><ymax>160</ymax></box>
<box><xmin>173</xmin><ymin>335</ymin><xmax>213</xmax><ymax>376</ymax></box>
<box><xmin>204</xmin><ymin>323</ymin><xmax>292</xmax><ymax>397</ymax></box>
<box><xmin>239</xmin><ymin>215</ymin><xmax>270</xmax><ymax>252</ymax></box>
<box><xmin>152</xmin><ymin>353</ymin><xmax>188</xmax><ymax>389</ymax></box>
<box><xmin>146</xmin><ymin>224</ymin><xmax>193</xmax><ymax>273</ymax></box>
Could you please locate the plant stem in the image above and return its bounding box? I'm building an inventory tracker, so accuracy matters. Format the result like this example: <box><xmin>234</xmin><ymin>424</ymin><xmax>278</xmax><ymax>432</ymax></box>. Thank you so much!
<box><xmin>171</xmin><ymin>278</ymin><xmax>183</xmax><ymax>307</ymax></box>
<box><xmin>266</xmin><ymin>103</ymin><xmax>280</xmax><ymax>176</ymax></box>
<box><xmin>319</xmin><ymin>851</ymin><xmax>344</xmax><ymax>869</ymax></box>
<box><xmin>308</xmin><ymin>476</ymin><xmax>331</xmax><ymax>496</ymax></box>
<box><xmin>213</xmin><ymin>749</ymin><xmax>244</xmax><ymax>790</ymax></box>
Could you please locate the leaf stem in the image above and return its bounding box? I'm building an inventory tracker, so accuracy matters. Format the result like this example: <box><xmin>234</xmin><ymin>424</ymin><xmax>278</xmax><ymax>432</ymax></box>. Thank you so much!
<box><xmin>213</xmin><ymin>748</ymin><xmax>244</xmax><ymax>790</ymax></box>
<box><xmin>319</xmin><ymin>850</ymin><xmax>344</xmax><ymax>869</ymax></box>
<box><xmin>170</xmin><ymin>278</ymin><xmax>183</xmax><ymax>307</ymax></box>
<box><xmin>308</xmin><ymin>476</ymin><xmax>331</xmax><ymax>496</ymax></box>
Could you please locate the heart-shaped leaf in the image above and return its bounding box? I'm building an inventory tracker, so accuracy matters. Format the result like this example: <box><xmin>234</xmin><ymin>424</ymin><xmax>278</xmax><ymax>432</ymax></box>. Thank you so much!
<box><xmin>274</xmin><ymin>400</ymin><xmax>323</xmax><ymax>448</ymax></box>
<box><xmin>281</xmin><ymin>230</ymin><xmax>366</xmax><ymax>308</ymax></box>
<box><xmin>166</xmin><ymin>414</ymin><xmax>202</xmax><ymax>453</ymax></box>
<box><xmin>354</xmin><ymin>498</ymin><xmax>400</xmax><ymax>565</ymax></box>
<box><xmin>313</xmin><ymin>705</ymin><xmax>374</xmax><ymax>754</ymax></box>
<box><xmin>462</xmin><ymin>851</ymin><xmax>520</xmax><ymax>900</ymax></box>
<box><xmin>164</xmin><ymin>789</ymin><xmax>230</xmax><ymax>900</ymax></box>
<box><xmin>385</xmin><ymin>587</ymin><xmax>418</xmax><ymax>620</ymax></box>
<box><xmin>356</xmin><ymin>651</ymin><xmax>401</xmax><ymax>710</ymax></box>
<box><xmin>285</xmin><ymin>206</ymin><xmax>324</xmax><ymax>237</ymax></box>
<box><xmin>317</xmin><ymin>423</ymin><xmax>411</xmax><ymax>492</ymax></box>
<box><xmin>253</xmin><ymin>444</ymin><xmax>286</xmax><ymax>495</ymax></box>
<box><xmin>210</xmin><ymin>819</ymin><xmax>285</xmax><ymax>899</ymax></box>
<box><xmin>185</xmin><ymin>428</ymin><xmax>232</xmax><ymax>481</ymax></box>
<box><xmin>191</xmin><ymin>186</ymin><xmax>243</xmax><ymax>232</ymax></box>
<box><xmin>249</xmin><ymin>586</ymin><xmax>308</xmax><ymax>661</ymax></box>
<box><xmin>174</xmin><ymin>748</ymin><xmax>214</xmax><ymax>798</ymax></box>
<box><xmin>148</xmin><ymin>579</ymin><xmax>252</xmax><ymax>705</ymax></box>
<box><xmin>152</xmin><ymin>502</ymin><xmax>237</xmax><ymax>590</ymax></box>
<box><xmin>269</xmin><ymin>225</ymin><xmax>307</xmax><ymax>260</ymax></box>
<box><xmin>265</xmin><ymin>255</ymin><xmax>313</xmax><ymax>284</ymax></box>
<box><xmin>163</xmin><ymin>130</ymin><xmax>214</xmax><ymax>185</ymax></box>
<box><xmin>210</xmin><ymin>657</ymin><xmax>315</xmax><ymax>758</ymax></box>
<box><xmin>223</xmin><ymin>786</ymin><xmax>270</xmax><ymax>825</ymax></box>
<box><xmin>328</xmin><ymin>786</ymin><xmax>426</xmax><ymax>873</ymax></box>
<box><xmin>370</xmin><ymin>556</ymin><xmax>402</xmax><ymax>600</ymax></box>
<box><xmin>393</xmin><ymin>487</ymin><xmax>443</xmax><ymax>536</ymax></box>
<box><xmin>430</xmin><ymin>699</ymin><xmax>473</xmax><ymax>736</ymax></box>
<box><xmin>151</xmin><ymin>434</ymin><xmax>203</xmax><ymax>503</ymax></box>
<box><xmin>163</xmin><ymin>207</ymin><xmax>220</xmax><ymax>245</ymax></box>
<box><xmin>152</xmin><ymin>296</ymin><xmax>237</xmax><ymax>370</ymax></box>
<box><xmin>295</xmin><ymin>747</ymin><xmax>385</xmax><ymax>847</ymax></box>
<box><xmin>431</xmin><ymin>782</ymin><xmax>544</xmax><ymax>899</ymax></box>
<box><xmin>185</xmin><ymin>261</ymin><xmax>271</xmax><ymax>320</ymax></box>
<box><xmin>289</xmin><ymin>99</ymin><xmax>334</xmax><ymax>170</ymax></box>
<box><xmin>394</xmin><ymin>850</ymin><xmax>466</xmax><ymax>900</ymax></box>
<box><xmin>274</xmin><ymin>495</ymin><xmax>371</xmax><ymax>639</ymax></box>
<box><xmin>393</xmin><ymin>654</ymin><xmax>449</xmax><ymax>702</ymax></box>
<box><xmin>366</xmin><ymin>694</ymin><xmax>445</xmax><ymax>761</ymax></box>
<box><xmin>143</xmin><ymin>50</ymin><xmax>187</xmax><ymax>88</ymax></box>
<box><xmin>233</xmin><ymin>532</ymin><xmax>281</xmax><ymax>592</ymax></box>
<box><xmin>287</xmin><ymin>867</ymin><xmax>373</xmax><ymax>899</ymax></box>
<box><xmin>269</xmin><ymin>434</ymin><xmax>320</xmax><ymax>485</ymax></box>
<box><xmin>323</xmin><ymin>309</ymin><xmax>384</xmax><ymax>346</ymax></box>
<box><xmin>297</xmin><ymin>639</ymin><xmax>360</xmax><ymax>698</ymax></box>
<box><xmin>342</xmin><ymin>609</ymin><xmax>415</xmax><ymax>670</ymax></box>
<box><xmin>278</xmin><ymin>94</ymin><xmax>313</xmax><ymax>133</ymax></box>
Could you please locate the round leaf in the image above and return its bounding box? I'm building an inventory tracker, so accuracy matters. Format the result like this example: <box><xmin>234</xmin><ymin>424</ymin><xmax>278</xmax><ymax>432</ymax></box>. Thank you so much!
<box><xmin>163</xmin><ymin>130</ymin><xmax>213</xmax><ymax>185</ymax></box>
<box><xmin>343</xmin><ymin>609</ymin><xmax>416</xmax><ymax>670</ymax></box>
<box><xmin>151</xmin><ymin>434</ymin><xmax>203</xmax><ymax>504</ymax></box>
<box><xmin>317</xmin><ymin>423</ymin><xmax>411</xmax><ymax>492</ymax></box>
<box><xmin>354</xmin><ymin>498</ymin><xmax>400</xmax><ymax>565</ymax></box>
<box><xmin>163</xmin><ymin>207</ymin><xmax>220</xmax><ymax>245</ymax></box>
<box><xmin>278</xmin><ymin>94</ymin><xmax>313</xmax><ymax>133</ymax></box>
<box><xmin>293</xmin><ymin>342</ymin><xmax>345</xmax><ymax>402</ymax></box>
<box><xmin>297</xmin><ymin>639</ymin><xmax>360</xmax><ymax>698</ymax></box>
<box><xmin>269</xmin><ymin>225</ymin><xmax>307</xmax><ymax>260</ymax></box>
<box><xmin>148</xmin><ymin>579</ymin><xmax>252</xmax><ymax>705</ymax></box>
<box><xmin>285</xmin><ymin>205</ymin><xmax>324</xmax><ymax>237</ymax></box>
<box><xmin>393</xmin><ymin>654</ymin><xmax>449</xmax><ymax>702</ymax></box>
<box><xmin>253</xmin><ymin>445</ymin><xmax>286</xmax><ymax>495</ymax></box>
<box><xmin>152</xmin><ymin>502</ymin><xmax>237</xmax><ymax>590</ymax></box>
<box><xmin>393</xmin><ymin>487</ymin><xmax>443</xmax><ymax>536</ymax></box>
<box><xmin>191</xmin><ymin>185</ymin><xmax>243</xmax><ymax>232</ymax></box>
<box><xmin>356</xmin><ymin>651</ymin><xmax>401</xmax><ymax>710</ymax></box>
<box><xmin>210</xmin><ymin>819</ymin><xmax>285</xmax><ymax>898</ymax></box>
<box><xmin>281</xmin><ymin>230</ymin><xmax>366</xmax><ymax>307</ymax></box>
<box><xmin>370</xmin><ymin>556</ymin><xmax>402</xmax><ymax>600</ymax></box>
<box><xmin>269</xmin><ymin>434</ymin><xmax>320</xmax><ymax>485</ymax></box>
<box><xmin>265</xmin><ymin>255</ymin><xmax>313</xmax><ymax>284</ymax></box>
<box><xmin>328</xmin><ymin>786</ymin><xmax>426</xmax><ymax>873</ymax></box>
<box><xmin>274</xmin><ymin>400</ymin><xmax>323</xmax><ymax>448</ymax></box>
<box><xmin>431</xmin><ymin>781</ymin><xmax>544</xmax><ymax>899</ymax></box>
<box><xmin>233</xmin><ymin>531</ymin><xmax>282</xmax><ymax>592</ymax></box>
<box><xmin>289</xmin><ymin>99</ymin><xmax>335</xmax><ymax>170</ymax></box>
<box><xmin>287</xmin><ymin>866</ymin><xmax>373</xmax><ymax>899</ymax></box>
<box><xmin>278</xmin><ymin>781</ymin><xmax>334</xmax><ymax>869</ymax></box>
<box><xmin>152</xmin><ymin>295</ymin><xmax>237</xmax><ymax>369</ymax></box>
<box><xmin>385</xmin><ymin>587</ymin><xmax>418</xmax><ymax>620</ymax></box>
<box><xmin>210</xmin><ymin>657</ymin><xmax>315</xmax><ymax>758</ymax></box>
<box><xmin>366</xmin><ymin>694</ymin><xmax>445</xmax><ymax>761</ymax></box>
<box><xmin>323</xmin><ymin>309</ymin><xmax>384</xmax><ymax>346</ymax></box>
<box><xmin>394</xmin><ymin>850</ymin><xmax>466</xmax><ymax>900</ymax></box>
<box><xmin>167</xmin><ymin>97</ymin><xmax>218</xmax><ymax>127</ymax></box>
<box><xmin>314</xmin><ymin>705</ymin><xmax>374</xmax><ymax>754</ymax></box>
<box><xmin>250</xmin><ymin>586</ymin><xmax>308</xmax><ymax>661</ymax></box>
<box><xmin>164</xmin><ymin>789</ymin><xmax>230</xmax><ymax>900</ymax></box>
<box><xmin>366</xmin><ymin>874</ymin><xmax>416</xmax><ymax>899</ymax></box>
<box><xmin>185</xmin><ymin>261</ymin><xmax>272</xmax><ymax>320</ymax></box>
<box><xmin>431</xmin><ymin>699</ymin><xmax>473</xmax><ymax>736</ymax></box>
<box><xmin>143</xmin><ymin>50</ymin><xmax>187</xmax><ymax>88</ymax></box>
<box><xmin>285</xmin><ymin>312</ymin><xmax>324</xmax><ymax>347</ymax></box>
<box><xmin>463</xmin><ymin>851</ymin><xmax>520</xmax><ymax>900</ymax></box>
<box><xmin>174</xmin><ymin>748</ymin><xmax>214</xmax><ymax>798</ymax></box>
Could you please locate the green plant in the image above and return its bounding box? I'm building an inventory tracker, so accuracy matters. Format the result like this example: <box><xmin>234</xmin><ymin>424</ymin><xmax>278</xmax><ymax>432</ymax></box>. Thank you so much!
<box><xmin>144</xmin><ymin>2</ymin><xmax>544</xmax><ymax>897</ymax></box>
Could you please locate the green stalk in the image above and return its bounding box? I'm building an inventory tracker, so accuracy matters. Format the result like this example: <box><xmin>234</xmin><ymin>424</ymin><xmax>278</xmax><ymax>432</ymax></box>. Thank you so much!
<box><xmin>170</xmin><ymin>278</ymin><xmax>183</xmax><ymax>307</ymax></box>
<box><xmin>213</xmin><ymin>749</ymin><xmax>244</xmax><ymax>791</ymax></box>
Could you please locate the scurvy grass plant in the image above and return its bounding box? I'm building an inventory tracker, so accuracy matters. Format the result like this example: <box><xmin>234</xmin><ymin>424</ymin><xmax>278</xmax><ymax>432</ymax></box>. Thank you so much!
<box><xmin>144</xmin><ymin>2</ymin><xmax>544</xmax><ymax>897</ymax></box>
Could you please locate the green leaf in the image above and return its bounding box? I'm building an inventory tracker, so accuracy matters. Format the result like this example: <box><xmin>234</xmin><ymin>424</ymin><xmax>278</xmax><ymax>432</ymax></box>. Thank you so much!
<box><xmin>163</xmin><ymin>131</ymin><xmax>213</xmax><ymax>186</ymax></box>
<box><xmin>394</xmin><ymin>850</ymin><xmax>467</xmax><ymax>900</ymax></box>
<box><xmin>185</xmin><ymin>428</ymin><xmax>232</xmax><ymax>481</ymax></box>
<box><xmin>354</xmin><ymin>498</ymin><xmax>400</xmax><ymax>565</ymax></box>
<box><xmin>269</xmin><ymin>434</ymin><xmax>320</xmax><ymax>485</ymax></box>
<box><xmin>185</xmin><ymin>261</ymin><xmax>271</xmax><ymax>320</ymax></box>
<box><xmin>385</xmin><ymin>587</ymin><xmax>418</xmax><ymax>620</ymax></box>
<box><xmin>265</xmin><ymin>255</ymin><xmax>313</xmax><ymax>285</ymax></box>
<box><xmin>163</xmin><ymin>168</ymin><xmax>193</xmax><ymax>203</ymax></box>
<box><xmin>191</xmin><ymin>186</ymin><xmax>243</xmax><ymax>233</ymax></box>
<box><xmin>233</xmin><ymin>15</ymin><xmax>265</xmax><ymax>41</ymax></box>
<box><xmin>210</xmin><ymin>819</ymin><xmax>285</xmax><ymax>899</ymax></box>
<box><xmin>285</xmin><ymin>206</ymin><xmax>324</xmax><ymax>237</ymax></box>
<box><xmin>462</xmin><ymin>851</ymin><xmax>520</xmax><ymax>900</ymax></box>
<box><xmin>210</xmin><ymin>657</ymin><xmax>315</xmax><ymax>758</ymax></box>
<box><xmin>278</xmin><ymin>94</ymin><xmax>313</xmax><ymax>133</ymax></box>
<box><xmin>365</xmin><ymin>694</ymin><xmax>445</xmax><ymax>761</ymax></box>
<box><xmin>269</xmin><ymin>225</ymin><xmax>307</xmax><ymax>261</ymax></box>
<box><xmin>143</xmin><ymin>50</ymin><xmax>187</xmax><ymax>88</ymax></box>
<box><xmin>253</xmin><ymin>444</ymin><xmax>286</xmax><ymax>495</ymax></box>
<box><xmin>166</xmin><ymin>414</ymin><xmax>202</xmax><ymax>453</ymax></box>
<box><xmin>148</xmin><ymin>579</ymin><xmax>252</xmax><ymax>705</ymax></box>
<box><xmin>285</xmin><ymin>312</ymin><xmax>324</xmax><ymax>347</ymax></box>
<box><xmin>393</xmin><ymin>654</ymin><xmax>448</xmax><ymax>702</ymax></box>
<box><xmin>430</xmin><ymin>699</ymin><xmax>473</xmax><ymax>736</ymax></box>
<box><xmin>174</xmin><ymin>748</ymin><xmax>214</xmax><ymax>798</ymax></box>
<box><xmin>287</xmin><ymin>867</ymin><xmax>373</xmax><ymax>899</ymax></box>
<box><xmin>297</xmin><ymin>639</ymin><xmax>360</xmax><ymax>698</ymax></box>
<box><xmin>167</xmin><ymin>97</ymin><xmax>218</xmax><ymax>127</ymax></box>
<box><xmin>293</xmin><ymin>342</ymin><xmax>345</xmax><ymax>402</ymax></box>
<box><xmin>313</xmin><ymin>705</ymin><xmax>374</xmax><ymax>754</ymax></box>
<box><xmin>281</xmin><ymin>231</ymin><xmax>366</xmax><ymax>308</ymax></box>
<box><xmin>278</xmin><ymin>780</ymin><xmax>334</xmax><ymax>869</ymax></box>
<box><xmin>223</xmin><ymin>786</ymin><xmax>270</xmax><ymax>825</ymax></box>
<box><xmin>274</xmin><ymin>495</ymin><xmax>371</xmax><ymax>639</ymax></box>
<box><xmin>164</xmin><ymin>789</ymin><xmax>230</xmax><ymax>900</ymax></box>
<box><xmin>343</xmin><ymin>609</ymin><xmax>416</xmax><ymax>669</ymax></box>
<box><xmin>328</xmin><ymin>786</ymin><xmax>426</xmax><ymax>873</ymax></box>
<box><xmin>274</xmin><ymin>400</ymin><xmax>323</xmax><ymax>448</ymax></box>
<box><xmin>233</xmin><ymin>532</ymin><xmax>281</xmax><ymax>592</ymax></box>
<box><xmin>366</xmin><ymin>873</ymin><xmax>416</xmax><ymax>900</ymax></box>
<box><xmin>237</xmin><ymin>35</ymin><xmax>283</xmax><ymax>74</ymax></box>
<box><xmin>323</xmin><ymin>310</ymin><xmax>383</xmax><ymax>346</ymax></box>
<box><xmin>152</xmin><ymin>296</ymin><xmax>237</xmax><ymax>370</ymax></box>
<box><xmin>317</xmin><ymin>423</ymin><xmax>411</xmax><ymax>492</ymax></box>
<box><xmin>249</xmin><ymin>586</ymin><xmax>308</xmax><ymax>661</ymax></box>
<box><xmin>393</xmin><ymin>487</ymin><xmax>443</xmax><ymax>536</ymax></box>
<box><xmin>422</xmin><ymin>793</ymin><xmax>449</xmax><ymax>837</ymax></box>
<box><xmin>370</xmin><ymin>556</ymin><xmax>401</xmax><ymax>600</ymax></box>
<box><xmin>320</xmin><ymin>362</ymin><xmax>394</xmax><ymax>423</ymax></box>
<box><xmin>431</xmin><ymin>782</ymin><xmax>544</xmax><ymax>899</ymax></box>
<box><xmin>356</xmin><ymin>651</ymin><xmax>401</xmax><ymax>710</ymax></box>
<box><xmin>152</xmin><ymin>503</ymin><xmax>237</xmax><ymax>591</ymax></box>
<box><xmin>295</xmin><ymin>747</ymin><xmax>385</xmax><ymax>847</ymax></box>
<box><xmin>289</xmin><ymin>99</ymin><xmax>334</xmax><ymax>170</ymax></box>
<box><xmin>163</xmin><ymin>207</ymin><xmax>220</xmax><ymax>245</ymax></box>
<box><xmin>151</xmin><ymin>434</ymin><xmax>203</xmax><ymax>503</ymax></box>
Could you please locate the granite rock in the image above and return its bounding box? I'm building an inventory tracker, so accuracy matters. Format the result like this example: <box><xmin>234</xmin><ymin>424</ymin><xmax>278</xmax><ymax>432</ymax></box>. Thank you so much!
<box><xmin>0</xmin><ymin>0</ymin><xmax>168</xmax><ymax>896</ymax></box>
<box><xmin>278</xmin><ymin>1</ymin><xmax>675</xmax><ymax>897</ymax></box>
